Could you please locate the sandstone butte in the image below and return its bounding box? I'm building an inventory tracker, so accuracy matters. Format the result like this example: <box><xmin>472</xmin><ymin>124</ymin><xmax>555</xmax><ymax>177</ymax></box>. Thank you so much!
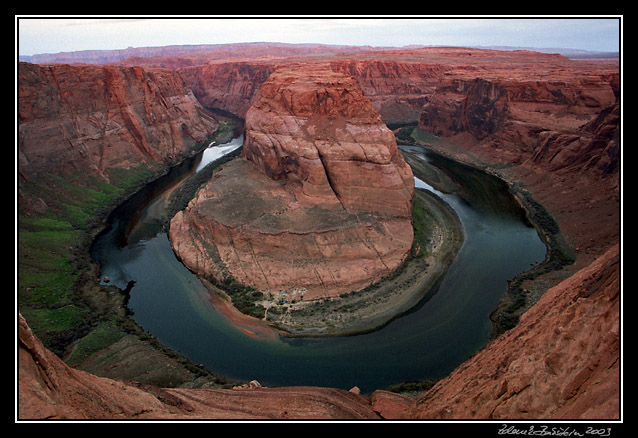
<box><xmin>169</xmin><ymin>63</ymin><xmax>415</xmax><ymax>301</ymax></box>
<box><xmin>18</xmin><ymin>45</ymin><xmax>621</xmax><ymax>421</ymax></box>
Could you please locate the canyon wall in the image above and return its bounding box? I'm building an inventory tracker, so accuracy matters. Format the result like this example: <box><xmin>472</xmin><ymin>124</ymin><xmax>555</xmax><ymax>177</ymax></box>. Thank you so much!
<box><xmin>177</xmin><ymin>57</ymin><xmax>445</xmax><ymax>124</ymax></box>
<box><xmin>18</xmin><ymin>62</ymin><xmax>218</xmax><ymax>184</ymax></box>
<box><xmin>414</xmin><ymin>64</ymin><xmax>619</xmax><ymax>263</ymax></box>
<box><xmin>329</xmin><ymin>59</ymin><xmax>445</xmax><ymax>124</ymax></box>
<box><xmin>417</xmin><ymin>70</ymin><xmax>618</xmax><ymax>167</ymax></box>
<box><xmin>17</xmin><ymin>45</ymin><xmax>620</xmax><ymax>420</ymax></box>
<box><xmin>179</xmin><ymin>61</ymin><xmax>276</xmax><ymax>118</ymax></box>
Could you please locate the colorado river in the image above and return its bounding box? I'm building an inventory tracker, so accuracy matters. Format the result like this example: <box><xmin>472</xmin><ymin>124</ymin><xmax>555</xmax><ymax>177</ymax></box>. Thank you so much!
<box><xmin>91</xmin><ymin>137</ymin><xmax>546</xmax><ymax>394</ymax></box>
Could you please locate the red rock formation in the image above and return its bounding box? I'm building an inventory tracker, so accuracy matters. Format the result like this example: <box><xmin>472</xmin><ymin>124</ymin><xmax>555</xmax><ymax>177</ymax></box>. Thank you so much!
<box><xmin>169</xmin><ymin>63</ymin><xmax>414</xmax><ymax>300</ymax></box>
<box><xmin>530</xmin><ymin>99</ymin><xmax>620</xmax><ymax>177</ymax></box>
<box><xmin>179</xmin><ymin>61</ymin><xmax>276</xmax><ymax>117</ymax></box>
<box><xmin>242</xmin><ymin>63</ymin><xmax>414</xmax><ymax>217</ymax></box>
<box><xmin>418</xmin><ymin>72</ymin><xmax>618</xmax><ymax>166</ymax></box>
<box><xmin>405</xmin><ymin>244</ymin><xmax>620</xmax><ymax>420</ymax></box>
<box><xmin>18</xmin><ymin>62</ymin><xmax>218</xmax><ymax>183</ymax></box>
<box><xmin>168</xmin><ymin>47</ymin><xmax>618</xmax><ymax>131</ymax></box>
<box><xmin>329</xmin><ymin>59</ymin><xmax>445</xmax><ymax>124</ymax></box>
<box><xmin>174</xmin><ymin>57</ymin><xmax>446</xmax><ymax>123</ymax></box>
<box><xmin>415</xmin><ymin>65</ymin><xmax>619</xmax><ymax>264</ymax></box>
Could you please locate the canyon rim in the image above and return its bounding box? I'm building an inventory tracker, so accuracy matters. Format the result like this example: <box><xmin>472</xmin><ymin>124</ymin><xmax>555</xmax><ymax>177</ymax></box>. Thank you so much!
<box><xmin>17</xmin><ymin>38</ymin><xmax>621</xmax><ymax>422</ymax></box>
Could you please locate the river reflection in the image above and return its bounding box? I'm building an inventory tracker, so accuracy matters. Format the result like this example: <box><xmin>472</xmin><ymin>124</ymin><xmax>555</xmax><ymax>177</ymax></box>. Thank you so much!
<box><xmin>92</xmin><ymin>139</ymin><xmax>546</xmax><ymax>393</ymax></box>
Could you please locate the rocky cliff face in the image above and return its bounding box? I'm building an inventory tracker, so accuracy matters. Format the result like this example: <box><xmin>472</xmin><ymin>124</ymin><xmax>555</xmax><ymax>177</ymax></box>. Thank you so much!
<box><xmin>415</xmin><ymin>66</ymin><xmax>619</xmax><ymax>263</ymax></box>
<box><xmin>328</xmin><ymin>59</ymin><xmax>445</xmax><ymax>124</ymax></box>
<box><xmin>169</xmin><ymin>63</ymin><xmax>414</xmax><ymax>300</ymax></box>
<box><xmin>405</xmin><ymin>244</ymin><xmax>620</xmax><ymax>420</ymax></box>
<box><xmin>417</xmin><ymin>72</ymin><xmax>618</xmax><ymax>167</ymax></box>
<box><xmin>242</xmin><ymin>63</ymin><xmax>414</xmax><ymax>217</ymax></box>
<box><xmin>18</xmin><ymin>62</ymin><xmax>218</xmax><ymax>183</ymax></box>
<box><xmin>175</xmin><ymin>57</ymin><xmax>445</xmax><ymax>124</ymax></box>
<box><xmin>178</xmin><ymin>61</ymin><xmax>276</xmax><ymax>118</ymax></box>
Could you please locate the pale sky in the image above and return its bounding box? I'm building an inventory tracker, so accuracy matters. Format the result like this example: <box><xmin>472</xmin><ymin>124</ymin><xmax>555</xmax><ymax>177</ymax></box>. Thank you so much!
<box><xmin>16</xmin><ymin>16</ymin><xmax>622</xmax><ymax>57</ymax></box>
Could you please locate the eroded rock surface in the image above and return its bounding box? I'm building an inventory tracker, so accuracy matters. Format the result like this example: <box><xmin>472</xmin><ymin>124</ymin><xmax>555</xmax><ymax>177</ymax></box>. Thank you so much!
<box><xmin>18</xmin><ymin>62</ymin><xmax>218</xmax><ymax>183</ymax></box>
<box><xmin>405</xmin><ymin>244</ymin><xmax>620</xmax><ymax>420</ymax></box>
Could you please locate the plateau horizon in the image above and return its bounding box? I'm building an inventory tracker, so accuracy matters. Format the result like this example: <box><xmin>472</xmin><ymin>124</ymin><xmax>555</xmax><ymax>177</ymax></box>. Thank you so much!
<box><xmin>16</xmin><ymin>17</ymin><xmax>621</xmax><ymax>57</ymax></box>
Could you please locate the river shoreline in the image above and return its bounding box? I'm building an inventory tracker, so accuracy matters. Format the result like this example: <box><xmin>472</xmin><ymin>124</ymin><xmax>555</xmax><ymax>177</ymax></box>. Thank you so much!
<box><xmin>194</xmin><ymin>184</ymin><xmax>465</xmax><ymax>339</ymax></box>
<box><xmin>402</xmin><ymin>132</ymin><xmax>572</xmax><ymax>338</ymax></box>
<box><xmin>121</xmin><ymin>125</ymin><xmax>556</xmax><ymax>342</ymax></box>
<box><xmin>86</xmin><ymin>130</ymin><xmax>548</xmax><ymax>391</ymax></box>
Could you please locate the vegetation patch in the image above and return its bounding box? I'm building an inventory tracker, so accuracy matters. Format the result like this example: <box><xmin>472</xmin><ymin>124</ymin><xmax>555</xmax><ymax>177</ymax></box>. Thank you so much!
<box><xmin>17</xmin><ymin>166</ymin><xmax>161</xmax><ymax>356</ymax></box>
<box><xmin>387</xmin><ymin>378</ymin><xmax>440</xmax><ymax>396</ymax></box>
<box><xmin>410</xmin><ymin>197</ymin><xmax>435</xmax><ymax>259</ymax></box>
<box><xmin>64</xmin><ymin>321</ymin><xmax>125</xmax><ymax>368</ymax></box>
<box><xmin>214</xmin><ymin>276</ymin><xmax>266</xmax><ymax>320</ymax></box>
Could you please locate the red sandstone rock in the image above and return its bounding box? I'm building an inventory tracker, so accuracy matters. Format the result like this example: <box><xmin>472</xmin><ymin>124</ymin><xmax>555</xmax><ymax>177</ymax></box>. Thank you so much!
<box><xmin>329</xmin><ymin>59</ymin><xmax>444</xmax><ymax>124</ymax></box>
<box><xmin>242</xmin><ymin>63</ymin><xmax>414</xmax><ymax>217</ymax></box>
<box><xmin>417</xmin><ymin>73</ymin><xmax>618</xmax><ymax>166</ymax></box>
<box><xmin>179</xmin><ymin>61</ymin><xmax>276</xmax><ymax>118</ymax></box>
<box><xmin>170</xmin><ymin>64</ymin><xmax>414</xmax><ymax>300</ymax></box>
<box><xmin>405</xmin><ymin>244</ymin><xmax>620</xmax><ymax>420</ymax></box>
<box><xmin>18</xmin><ymin>62</ymin><xmax>218</xmax><ymax>183</ymax></box>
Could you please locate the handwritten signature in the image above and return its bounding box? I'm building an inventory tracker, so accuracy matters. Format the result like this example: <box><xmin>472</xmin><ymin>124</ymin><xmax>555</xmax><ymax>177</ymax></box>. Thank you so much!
<box><xmin>498</xmin><ymin>425</ymin><xmax>613</xmax><ymax>437</ymax></box>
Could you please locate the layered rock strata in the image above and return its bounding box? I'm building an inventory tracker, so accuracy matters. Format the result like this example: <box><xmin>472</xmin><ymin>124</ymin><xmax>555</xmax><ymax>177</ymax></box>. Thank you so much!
<box><xmin>417</xmin><ymin>73</ymin><xmax>618</xmax><ymax>168</ymax></box>
<box><xmin>179</xmin><ymin>61</ymin><xmax>276</xmax><ymax>118</ymax></box>
<box><xmin>170</xmin><ymin>64</ymin><xmax>414</xmax><ymax>301</ymax></box>
<box><xmin>415</xmin><ymin>71</ymin><xmax>619</xmax><ymax>263</ymax></box>
<box><xmin>18</xmin><ymin>62</ymin><xmax>218</xmax><ymax>183</ymax></box>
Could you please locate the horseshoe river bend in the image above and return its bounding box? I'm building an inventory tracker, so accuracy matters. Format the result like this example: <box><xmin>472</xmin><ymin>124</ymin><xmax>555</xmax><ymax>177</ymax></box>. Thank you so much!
<box><xmin>90</xmin><ymin>135</ymin><xmax>547</xmax><ymax>394</ymax></box>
